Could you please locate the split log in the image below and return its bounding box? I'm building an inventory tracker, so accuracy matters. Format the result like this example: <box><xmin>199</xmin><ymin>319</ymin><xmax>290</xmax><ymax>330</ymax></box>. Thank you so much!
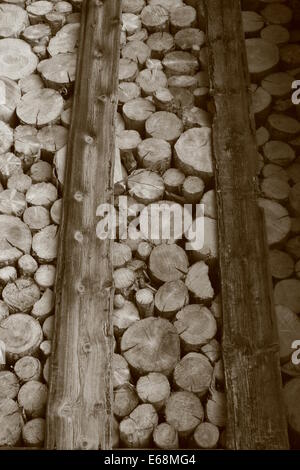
<box><xmin>153</xmin><ymin>423</ymin><xmax>179</xmax><ymax>449</ymax></box>
<box><xmin>16</xmin><ymin>89</ymin><xmax>64</xmax><ymax>128</ymax></box>
<box><xmin>269</xmin><ymin>249</ymin><xmax>294</xmax><ymax>279</ymax></box>
<box><xmin>174</xmin><ymin>127</ymin><xmax>213</xmax><ymax>180</ymax></box>
<box><xmin>120</xmin><ymin>403</ymin><xmax>158</xmax><ymax>448</ymax></box>
<box><xmin>206</xmin><ymin>391</ymin><xmax>227</xmax><ymax>428</ymax></box>
<box><xmin>47</xmin><ymin>23</ymin><xmax>79</xmax><ymax>56</ymax></box>
<box><xmin>128</xmin><ymin>169</ymin><xmax>165</xmax><ymax>204</ymax></box>
<box><xmin>14</xmin><ymin>356</ymin><xmax>42</xmax><ymax>383</ymax></box>
<box><xmin>121</xmin><ymin>317</ymin><xmax>180</xmax><ymax>376</ymax></box>
<box><xmin>43</xmin><ymin>315</ymin><xmax>54</xmax><ymax>340</ymax></box>
<box><xmin>135</xmin><ymin>288</ymin><xmax>154</xmax><ymax>317</ymax></box>
<box><xmin>149</xmin><ymin>244</ymin><xmax>189</xmax><ymax>283</ymax></box>
<box><xmin>245</xmin><ymin>38</ymin><xmax>279</xmax><ymax>80</ymax></box>
<box><xmin>242</xmin><ymin>11</ymin><xmax>264</xmax><ymax>37</ymax></box>
<box><xmin>22</xmin><ymin>23</ymin><xmax>51</xmax><ymax>47</ymax></box>
<box><xmin>23</xmin><ymin>206</ymin><xmax>51</xmax><ymax>231</ymax></box>
<box><xmin>175</xmin><ymin>28</ymin><xmax>205</xmax><ymax>52</ymax></box>
<box><xmin>122</xmin><ymin>0</ymin><xmax>146</xmax><ymax>15</ymax></box>
<box><xmin>0</xmin><ymin>398</ymin><xmax>23</xmax><ymax>446</ymax></box>
<box><xmin>26</xmin><ymin>182</ymin><xmax>58</xmax><ymax>208</ymax></box>
<box><xmin>267</xmin><ymin>114</ymin><xmax>300</xmax><ymax>141</ymax></box>
<box><xmin>32</xmin><ymin>225</ymin><xmax>58</xmax><ymax>263</ymax></box>
<box><xmin>118</xmin><ymin>82</ymin><xmax>141</xmax><ymax>105</ymax></box>
<box><xmin>22</xmin><ymin>418</ymin><xmax>45</xmax><ymax>447</ymax></box>
<box><xmin>17</xmin><ymin>380</ymin><xmax>48</xmax><ymax>418</ymax></box>
<box><xmin>163</xmin><ymin>168</ymin><xmax>185</xmax><ymax>193</ymax></box>
<box><xmin>0</xmin><ymin>4</ymin><xmax>29</xmax><ymax>38</ymax></box>
<box><xmin>122</xmin><ymin>40</ymin><xmax>151</xmax><ymax>68</ymax></box>
<box><xmin>27</xmin><ymin>1</ymin><xmax>53</xmax><ymax>24</ymax></box>
<box><xmin>146</xmin><ymin>32</ymin><xmax>174</xmax><ymax>59</ymax></box>
<box><xmin>7</xmin><ymin>174</ymin><xmax>32</xmax><ymax>194</ymax></box>
<box><xmin>258</xmin><ymin>198</ymin><xmax>291</xmax><ymax>245</ymax></box>
<box><xmin>123</xmin><ymin>97</ymin><xmax>155</xmax><ymax>133</ymax></box>
<box><xmin>141</xmin><ymin>5</ymin><xmax>169</xmax><ymax>33</ymax></box>
<box><xmin>0</xmin><ymin>215</ymin><xmax>32</xmax><ymax>266</ymax></box>
<box><xmin>280</xmin><ymin>44</ymin><xmax>300</xmax><ymax>70</ymax></box>
<box><xmin>136</xmin><ymin>372</ymin><xmax>170</xmax><ymax>410</ymax></box>
<box><xmin>119</xmin><ymin>58</ymin><xmax>139</xmax><ymax>82</ymax></box>
<box><xmin>162</xmin><ymin>51</ymin><xmax>199</xmax><ymax>76</ymax></box>
<box><xmin>34</xmin><ymin>264</ymin><xmax>56</xmax><ymax>289</ymax></box>
<box><xmin>136</xmin><ymin>68</ymin><xmax>168</xmax><ymax>96</ymax></box>
<box><xmin>261</xmin><ymin>177</ymin><xmax>290</xmax><ymax>202</ymax></box>
<box><xmin>194</xmin><ymin>422</ymin><xmax>219</xmax><ymax>449</ymax></box>
<box><xmin>261</xmin><ymin>4</ymin><xmax>292</xmax><ymax>25</ymax></box>
<box><xmin>260</xmin><ymin>24</ymin><xmax>290</xmax><ymax>45</ymax></box>
<box><xmin>2</xmin><ymin>278</ymin><xmax>40</xmax><ymax>313</ymax></box>
<box><xmin>137</xmin><ymin>138</ymin><xmax>171</xmax><ymax>173</ymax></box>
<box><xmin>283</xmin><ymin>378</ymin><xmax>300</xmax><ymax>437</ymax></box>
<box><xmin>0</xmin><ymin>123</ymin><xmax>13</xmax><ymax>154</ymax></box>
<box><xmin>18</xmin><ymin>254</ymin><xmax>38</xmax><ymax>277</ymax></box>
<box><xmin>289</xmin><ymin>182</ymin><xmax>300</xmax><ymax>215</ymax></box>
<box><xmin>37</xmin><ymin>52</ymin><xmax>77</xmax><ymax>89</ymax></box>
<box><xmin>174</xmin><ymin>304</ymin><xmax>217</xmax><ymax>353</ymax></box>
<box><xmin>113</xmin><ymin>354</ymin><xmax>132</xmax><ymax>389</ymax></box>
<box><xmin>275</xmin><ymin>305</ymin><xmax>300</xmax><ymax>363</ymax></box>
<box><xmin>274</xmin><ymin>279</ymin><xmax>300</xmax><ymax>314</ymax></box>
<box><xmin>0</xmin><ymin>371</ymin><xmax>20</xmax><ymax>400</ymax></box>
<box><xmin>263</xmin><ymin>140</ymin><xmax>295</xmax><ymax>166</ymax></box>
<box><xmin>114</xmin><ymin>383</ymin><xmax>139</xmax><ymax>419</ymax></box>
<box><xmin>0</xmin><ymin>313</ymin><xmax>43</xmax><ymax>362</ymax></box>
<box><xmin>170</xmin><ymin>6</ymin><xmax>197</xmax><ymax>34</ymax></box>
<box><xmin>0</xmin><ymin>77</ymin><xmax>21</xmax><ymax>125</ymax></box>
<box><xmin>113</xmin><ymin>300</ymin><xmax>140</xmax><ymax>337</ymax></box>
<box><xmin>165</xmin><ymin>391</ymin><xmax>204</xmax><ymax>438</ymax></box>
<box><xmin>145</xmin><ymin>111</ymin><xmax>183</xmax><ymax>144</ymax></box>
<box><xmin>155</xmin><ymin>280</ymin><xmax>189</xmax><ymax>318</ymax></box>
<box><xmin>173</xmin><ymin>352</ymin><xmax>213</xmax><ymax>397</ymax></box>
<box><xmin>0</xmin><ymin>38</ymin><xmax>38</xmax><ymax>80</ymax></box>
<box><xmin>286</xmin><ymin>236</ymin><xmax>300</xmax><ymax>260</ymax></box>
<box><xmin>185</xmin><ymin>261</ymin><xmax>214</xmax><ymax>303</ymax></box>
<box><xmin>31</xmin><ymin>289</ymin><xmax>54</xmax><ymax>322</ymax></box>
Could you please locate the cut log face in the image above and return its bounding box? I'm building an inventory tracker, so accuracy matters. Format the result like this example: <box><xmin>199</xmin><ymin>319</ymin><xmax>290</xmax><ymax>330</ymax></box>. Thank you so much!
<box><xmin>141</xmin><ymin>5</ymin><xmax>169</xmax><ymax>33</ymax></box>
<box><xmin>128</xmin><ymin>169</ymin><xmax>165</xmax><ymax>204</ymax></box>
<box><xmin>149</xmin><ymin>244</ymin><xmax>189</xmax><ymax>283</ymax></box>
<box><xmin>137</xmin><ymin>137</ymin><xmax>171</xmax><ymax>173</ymax></box>
<box><xmin>120</xmin><ymin>403</ymin><xmax>158</xmax><ymax>448</ymax></box>
<box><xmin>145</xmin><ymin>111</ymin><xmax>183</xmax><ymax>144</ymax></box>
<box><xmin>274</xmin><ymin>279</ymin><xmax>300</xmax><ymax>314</ymax></box>
<box><xmin>22</xmin><ymin>417</ymin><xmax>45</xmax><ymax>447</ymax></box>
<box><xmin>165</xmin><ymin>391</ymin><xmax>204</xmax><ymax>438</ymax></box>
<box><xmin>185</xmin><ymin>261</ymin><xmax>214</xmax><ymax>303</ymax></box>
<box><xmin>136</xmin><ymin>68</ymin><xmax>168</xmax><ymax>96</ymax></box>
<box><xmin>119</xmin><ymin>58</ymin><xmax>139</xmax><ymax>82</ymax></box>
<box><xmin>136</xmin><ymin>372</ymin><xmax>170</xmax><ymax>410</ymax></box>
<box><xmin>0</xmin><ymin>122</ymin><xmax>14</xmax><ymax>154</ymax></box>
<box><xmin>258</xmin><ymin>198</ymin><xmax>291</xmax><ymax>245</ymax></box>
<box><xmin>174</xmin><ymin>28</ymin><xmax>205</xmax><ymax>51</ymax></box>
<box><xmin>173</xmin><ymin>352</ymin><xmax>213</xmax><ymax>397</ymax></box>
<box><xmin>18</xmin><ymin>254</ymin><xmax>38</xmax><ymax>276</ymax></box>
<box><xmin>269</xmin><ymin>249</ymin><xmax>294</xmax><ymax>279</ymax></box>
<box><xmin>283</xmin><ymin>378</ymin><xmax>300</xmax><ymax>435</ymax></box>
<box><xmin>47</xmin><ymin>23</ymin><xmax>79</xmax><ymax>56</ymax></box>
<box><xmin>122</xmin><ymin>40</ymin><xmax>151</xmax><ymax>67</ymax></box>
<box><xmin>14</xmin><ymin>356</ymin><xmax>42</xmax><ymax>383</ymax></box>
<box><xmin>148</xmin><ymin>0</ymin><xmax>184</xmax><ymax>11</ymax></box>
<box><xmin>37</xmin><ymin>52</ymin><xmax>77</xmax><ymax>89</ymax></box>
<box><xmin>260</xmin><ymin>24</ymin><xmax>290</xmax><ymax>45</ymax></box>
<box><xmin>163</xmin><ymin>168</ymin><xmax>185</xmax><ymax>193</ymax></box>
<box><xmin>275</xmin><ymin>305</ymin><xmax>300</xmax><ymax>363</ymax></box>
<box><xmin>113</xmin><ymin>300</ymin><xmax>140</xmax><ymax>337</ymax></box>
<box><xmin>121</xmin><ymin>317</ymin><xmax>180</xmax><ymax>376</ymax></box>
<box><xmin>245</xmin><ymin>38</ymin><xmax>279</xmax><ymax>80</ymax></box>
<box><xmin>194</xmin><ymin>422</ymin><xmax>220</xmax><ymax>449</ymax></box>
<box><xmin>0</xmin><ymin>77</ymin><xmax>21</xmax><ymax>125</ymax></box>
<box><xmin>32</xmin><ymin>224</ymin><xmax>58</xmax><ymax>263</ymax></box>
<box><xmin>289</xmin><ymin>182</ymin><xmax>300</xmax><ymax>216</ymax></box>
<box><xmin>155</xmin><ymin>280</ymin><xmax>189</xmax><ymax>318</ymax></box>
<box><xmin>17</xmin><ymin>380</ymin><xmax>48</xmax><ymax>418</ymax></box>
<box><xmin>114</xmin><ymin>383</ymin><xmax>139</xmax><ymax>419</ymax></box>
<box><xmin>122</xmin><ymin>0</ymin><xmax>146</xmax><ymax>15</ymax></box>
<box><xmin>118</xmin><ymin>82</ymin><xmax>141</xmax><ymax>105</ymax></box>
<box><xmin>263</xmin><ymin>140</ymin><xmax>295</xmax><ymax>167</ymax></box>
<box><xmin>2</xmin><ymin>278</ymin><xmax>40</xmax><ymax>313</ymax></box>
<box><xmin>170</xmin><ymin>6</ymin><xmax>197</xmax><ymax>34</ymax></box>
<box><xmin>261</xmin><ymin>177</ymin><xmax>290</xmax><ymax>202</ymax></box>
<box><xmin>162</xmin><ymin>51</ymin><xmax>199</xmax><ymax>76</ymax></box>
<box><xmin>261</xmin><ymin>4</ymin><xmax>293</xmax><ymax>25</ymax></box>
<box><xmin>0</xmin><ymin>371</ymin><xmax>20</xmax><ymax>400</ymax></box>
<box><xmin>22</xmin><ymin>23</ymin><xmax>51</xmax><ymax>47</ymax></box>
<box><xmin>113</xmin><ymin>354</ymin><xmax>132</xmax><ymax>389</ymax></box>
<box><xmin>0</xmin><ymin>38</ymin><xmax>38</xmax><ymax>80</ymax></box>
<box><xmin>206</xmin><ymin>391</ymin><xmax>226</xmax><ymax>428</ymax></box>
<box><xmin>242</xmin><ymin>11</ymin><xmax>264</xmax><ymax>37</ymax></box>
<box><xmin>0</xmin><ymin>4</ymin><xmax>29</xmax><ymax>38</ymax></box>
<box><xmin>174</xmin><ymin>304</ymin><xmax>217</xmax><ymax>352</ymax></box>
<box><xmin>280</xmin><ymin>44</ymin><xmax>300</xmax><ymax>70</ymax></box>
<box><xmin>174</xmin><ymin>127</ymin><xmax>213</xmax><ymax>180</ymax></box>
<box><xmin>261</xmin><ymin>72</ymin><xmax>294</xmax><ymax>98</ymax></box>
<box><xmin>16</xmin><ymin>89</ymin><xmax>64</xmax><ymax>127</ymax></box>
<box><xmin>0</xmin><ymin>313</ymin><xmax>43</xmax><ymax>362</ymax></box>
<box><xmin>267</xmin><ymin>114</ymin><xmax>300</xmax><ymax>141</ymax></box>
<box><xmin>0</xmin><ymin>398</ymin><xmax>23</xmax><ymax>446</ymax></box>
<box><xmin>146</xmin><ymin>32</ymin><xmax>174</xmax><ymax>59</ymax></box>
<box><xmin>153</xmin><ymin>423</ymin><xmax>179</xmax><ymax>449</ymax></box>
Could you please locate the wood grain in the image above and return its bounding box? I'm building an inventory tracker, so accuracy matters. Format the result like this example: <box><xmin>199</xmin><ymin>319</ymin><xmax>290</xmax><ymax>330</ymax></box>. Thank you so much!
<box><xmin>45</xmin><ymin>0</ymin><xmax>121</xmax><ymax>450</ymax></box>
<box><xmin>201</xmin><ymin>0</ymin><xmax>289</xmax><ymax>450</ymax></box>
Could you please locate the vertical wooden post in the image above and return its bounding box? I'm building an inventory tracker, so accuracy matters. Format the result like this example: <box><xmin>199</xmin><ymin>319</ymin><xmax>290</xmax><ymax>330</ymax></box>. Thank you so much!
<box><xmin>202</xmin><ymin>0</ymin><xmax>289</xmax><ymax>449</ymax></box>
<box><xmin>46</xmin><ymin>0</ymin><xmax>121</xmax><ymax>450</ymax></box>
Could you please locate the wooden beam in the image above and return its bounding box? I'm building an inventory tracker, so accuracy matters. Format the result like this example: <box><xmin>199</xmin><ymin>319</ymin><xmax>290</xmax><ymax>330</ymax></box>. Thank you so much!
<box><xmin>45</xmin><ymin>0</ymin><xmax>121</xmax><ymax>450</ymax></box>
<box><xmin>202</xmin><ymin>0</ymin><xmax>289</xmax><ymax>449</ymax></box>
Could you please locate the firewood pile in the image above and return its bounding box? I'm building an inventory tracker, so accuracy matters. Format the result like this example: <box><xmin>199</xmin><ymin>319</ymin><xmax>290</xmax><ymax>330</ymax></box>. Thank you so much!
<box><xmin>242</xmin><ymin>0</ymin><xmax>300</xmax><ymax>446</ymax></box>
<box><xmin>0</xmin><ymin>0</ymin><xmax>81</xmax><ymax>448</ymax></box>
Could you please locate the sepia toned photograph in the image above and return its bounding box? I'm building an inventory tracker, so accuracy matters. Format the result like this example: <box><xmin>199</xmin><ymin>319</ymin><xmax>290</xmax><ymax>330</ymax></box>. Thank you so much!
<box><xmin>0</xmin><ymin>0</ymin><xmax>299</xmax><ymax>458</ymax></box>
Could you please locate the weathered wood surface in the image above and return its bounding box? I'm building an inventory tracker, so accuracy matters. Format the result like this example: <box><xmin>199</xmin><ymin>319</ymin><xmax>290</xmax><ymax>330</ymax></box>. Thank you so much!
<box><xmin>202</xmin><ymin>0</ymin><xmax>289</xmax><ymax>450</ymax></box>
<box><xmin>45</xmin><ymin>0</ymin><xmax>121</xmax><ymax>450</ymax></box>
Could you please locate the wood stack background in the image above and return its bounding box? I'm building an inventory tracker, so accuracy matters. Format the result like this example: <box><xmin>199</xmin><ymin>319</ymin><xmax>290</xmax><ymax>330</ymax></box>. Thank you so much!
<box><xmin>241</xmin><ymin>0</ymin><xmax>300</xmax><ymax>447</ymax></box>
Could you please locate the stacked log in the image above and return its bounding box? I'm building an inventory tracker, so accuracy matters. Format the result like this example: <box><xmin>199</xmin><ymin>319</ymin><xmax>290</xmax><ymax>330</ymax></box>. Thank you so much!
<box><xmin>242</xmin><ymin>0</ymin><xmax>300</xmax><ymax>447</ymax></box>
<box><xmin>111</xmin><ymin>0</ymin><xmax>225</xmax><ymax>450</ymax></box>
<box><xmin>0</xmin><ymin>0</ymin><xmax>83</xmax><ymax>448</ymax></box>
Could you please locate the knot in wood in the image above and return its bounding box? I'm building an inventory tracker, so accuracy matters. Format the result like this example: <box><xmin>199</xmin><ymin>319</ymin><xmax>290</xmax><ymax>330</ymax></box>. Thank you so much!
<box><xmin>82</xmin><ymin>342</ymin><xmax>91</xmax><ymax>353</ymax></box>
<box><xmin>76</xmin><ymin>282</ymin><xmax>85</xmax><ymax>294</ymax></box>
<box><xmin>74</xmin><ymin>191</ymin><xmax>84</xmax><ymax>202</ymax></box>
<box><xmin>94</xmin><ymin>0</ymin><xmax>103</xmax><ymax>6</ymax></box>
<box><xmin>83</xmin><ymin>135</ymin><xmax>94</xmax><ymax>145</ymax></box>
<box><xmin>74</xmin><ymin>231</ymin><xmax>84</xmax><ymax>243</ymax></box>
